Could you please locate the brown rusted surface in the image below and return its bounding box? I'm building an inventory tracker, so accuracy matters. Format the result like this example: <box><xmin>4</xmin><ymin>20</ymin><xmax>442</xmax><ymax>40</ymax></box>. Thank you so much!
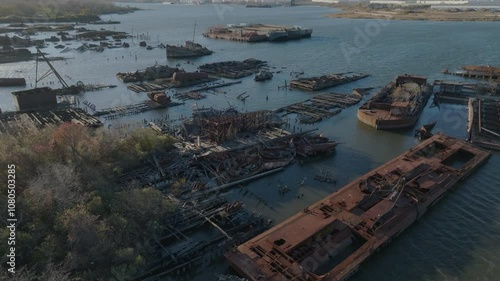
<box><xmin>358</xmin><ymin>75</ymin><xmax>431</xmax><ymax>130</ymax></box>
<box><xmin>225</xmin><ymin>134</ymin><xmax>490</xmax><ymax>281</ymax></box>
<box><xmin>290</xmin><ymin>73</ymin><xmax>368</xmax><ymax>91</ymax></box>
<box><xmin>443</xmin><ymin>65</ymin><xmax>500</xmax><ymax>80</ymax></box>
<box><xmin>468</xmin><ymin>98</ymin><xmax>500</xmax><ymax>151</ymax></box>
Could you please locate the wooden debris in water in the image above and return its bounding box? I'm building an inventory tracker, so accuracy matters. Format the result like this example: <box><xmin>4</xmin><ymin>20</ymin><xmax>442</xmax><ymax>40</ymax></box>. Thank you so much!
<box><xmin>276</xmin><ymin>92</ymin><xmax>362</xmax><ymax>124</ymax></box>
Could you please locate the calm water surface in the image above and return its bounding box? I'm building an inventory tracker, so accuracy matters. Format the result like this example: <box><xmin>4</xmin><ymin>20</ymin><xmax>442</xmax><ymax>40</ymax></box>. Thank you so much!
<box><xmin>0</xmin><ymin>4</ymin><xmax>499</xmax><ymax>281</ymax></box>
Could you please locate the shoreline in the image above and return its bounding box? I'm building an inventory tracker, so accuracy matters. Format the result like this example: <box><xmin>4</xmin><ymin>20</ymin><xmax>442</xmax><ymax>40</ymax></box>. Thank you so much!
<box><xmin>326</xmin><ymin>4</ymin><xmax>500</xmax><ymax>22</ymax></box>
<box><xmin>0</xmin><ymin>4</ymin><xmax>139</xmax><ymax>24</ymax></box>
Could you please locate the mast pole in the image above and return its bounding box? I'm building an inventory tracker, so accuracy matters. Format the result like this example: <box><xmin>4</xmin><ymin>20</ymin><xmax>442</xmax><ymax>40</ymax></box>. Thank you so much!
<box><xmin>35</xmin><ymin>48</ymin><xmax>39</xmax><ymax>88</ymax></box>
<box><xmin>192</xmin><ymin>21</ymin><xmax>197</xmax><ymax>43</ymax></box>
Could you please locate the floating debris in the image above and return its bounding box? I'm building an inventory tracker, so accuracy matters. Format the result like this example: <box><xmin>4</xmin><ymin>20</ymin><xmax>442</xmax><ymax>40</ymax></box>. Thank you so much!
<box><xmin>174</xmin><ymin>91</ymin><xmax>206</xmax><ymax>101</ymax></box>
<box><xmin>94</xmin><ymin>100</ymin><xmax>183</xmax><ymax>119</ymax></box>
<box><xmin>127</xmin><ymin>73</ymin><xmax>218</xmax><ymax>93</ymax></box>
<box><xmin>0</xmin><ymin>108</ymin><xmax>102</xmax><ymax>134</ymax></box>
<box><xmin>133</xmin><ymin>198</ymin><xmax>269</xmax><ymax>281</ymax></box>
<box><xmin>276</xmin><ymin>92</ymin><xmax>362</xmax><ymax>124</ymax></box>
<box><xmin>199</xmin><ymin>59</ymin><xmax>267</xmax><ymax>79</ymax></box>
<box><xmin>314</xmin><ymin>166</ymin><xmax>336</xmax><ymax>183</ymax></box>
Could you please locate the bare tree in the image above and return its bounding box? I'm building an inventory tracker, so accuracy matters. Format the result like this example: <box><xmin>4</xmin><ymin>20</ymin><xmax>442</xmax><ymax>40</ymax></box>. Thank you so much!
<box><xmin>28</xmin><ymin>163</ymin><xmax>88</xmax><ymax>210</ymax></box>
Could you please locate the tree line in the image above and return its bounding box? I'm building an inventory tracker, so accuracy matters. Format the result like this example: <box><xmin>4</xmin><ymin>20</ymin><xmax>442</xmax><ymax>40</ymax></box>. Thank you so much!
<box><xmin>0</xmin><ymin>123</ymin><xmax>177</xmax><ymax>280</ymax></box>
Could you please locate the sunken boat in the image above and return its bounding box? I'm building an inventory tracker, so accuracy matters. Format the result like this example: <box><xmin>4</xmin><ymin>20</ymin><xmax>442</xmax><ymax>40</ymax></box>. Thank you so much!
<box><xmin>290</xmin><ymin>72</ymin><xmax>369</xmax><ymax>91</ymax></box>
<box><xmin>357</xmin><ymin>75</ymin><xmax>432</xmax><ymax>130</ymax></box>
<box><xmin>225</xmin><ymin>134</ymin><xmax>490</xmax><ymax>281</ymax></box>
<box><xmin>292</xmin><ymin>134</ymin><xmax>337</xmax><ymax>157</ymax></box>
<box><xmin>166</xmin><ymin>41</ymin><xmax>213</xmax><ymax>58</ymax></box>
<box><xmin>254</xmin><ymin>70</ymin><xmax>273</xmax><ymax>81</ymax></box>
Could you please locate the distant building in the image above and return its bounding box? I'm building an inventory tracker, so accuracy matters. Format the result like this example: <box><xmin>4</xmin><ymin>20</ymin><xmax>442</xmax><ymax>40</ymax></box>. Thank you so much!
<box><xmin>312</xmin><ymin>0</ymin><xmax>340</xmax><ymax>3</ymax></box>
<box><xmin>12</xmin><ymin>87</ymin><xmax>57</xmax><ymax>111</ymax></box>
<box><xmin>370</xmin><ymin>0</ymin><xmax>469</xmax><ymax>4</ymax></box>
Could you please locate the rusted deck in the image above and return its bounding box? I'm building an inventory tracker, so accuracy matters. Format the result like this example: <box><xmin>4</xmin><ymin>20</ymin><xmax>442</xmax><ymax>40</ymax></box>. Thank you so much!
<box><xmin>468</xmin><ymin>98</ymin><xmax>500</xmax><ymax>151</ymax></box>
<box><xmin>225</xmin><ymin>134</ymin><xmax>490</xmax><ymax>281</ymax></box>
<box><xmin>357</xmin><ymin>75</ymin><xmax>431</xmax><ymax>130</ymax></box>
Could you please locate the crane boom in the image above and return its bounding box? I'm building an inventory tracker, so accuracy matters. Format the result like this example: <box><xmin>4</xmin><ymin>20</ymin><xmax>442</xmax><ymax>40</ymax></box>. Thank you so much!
<box><xmin>35</xmin><ymin>48</ymin><xmax>70</xmax><ymax>89</ymax></box>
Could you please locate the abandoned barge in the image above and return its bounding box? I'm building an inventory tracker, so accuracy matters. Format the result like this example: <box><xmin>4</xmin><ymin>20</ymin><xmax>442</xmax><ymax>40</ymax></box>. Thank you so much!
<box><xmin>203</xmin><ymin>24</ymin><xmax>312</xmax><ymax>43</ymax></box>
<box><xmin>166</xmin><ymin>41</ymin><xmax>213</xmax><ymax>58</ymax></box>
<box><xmin>443</xmin><ymin>65</ymin><xmax>500</xmax><ymax>81</ymax></box>
<box><xmin>357</xmin><ymin>75</ymin><xmax>431</xmax><ymax>130</ymax></box>
<box><xmin>468</xmin><ymin>98</ymin><xmax>500</xmax><ymax>151</ymax></box>
<box><xmin>434</xmin><ymin>80</ymin><xmax>500</xmax><ymax>103</ymax></box>
<box><xmin>290</xmin><ymin>73</ymin><xmax>368</xmax><ymax>91</ymax></box>
<box><xmin>226</xmin><ymin>134</ymin><xmax>490</xmax><ymax>281</ymax></box>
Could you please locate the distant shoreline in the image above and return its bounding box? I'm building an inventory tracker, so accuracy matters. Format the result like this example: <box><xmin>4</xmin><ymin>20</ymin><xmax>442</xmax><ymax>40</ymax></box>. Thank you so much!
<box><xmin>0</xmin><ymin>3</ymin><xmax>139</xmax><ymax>24</ymax></box>
<box><xmin>326</xmin><ymin>4</ymin><xmax>500</xmax><ymax>22</ymax></box>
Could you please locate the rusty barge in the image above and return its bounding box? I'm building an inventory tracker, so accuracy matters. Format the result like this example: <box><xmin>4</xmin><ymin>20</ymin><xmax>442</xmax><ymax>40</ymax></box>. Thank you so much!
<box><xmin>357</xmin><ymin>75</ymin><xmax>431</xmax><ymax>130</ymax></box>
<box><xmin>468</xmin><ymin>98</ymin><xmax>500</xmax><ymax>151</ymax></box>
<box><xmin>166</xmin><ymin>41</ymin><xmax>213</xmax><ymax>58</ymax></box>
<box><xmin>290</xmin><ymin>73</ymin><xmax>368</xmax><ymax>91</ymax></box>
<box><xmin>203</xmin><ymin>24</ymin><xmax>312</xmax><ymax>43</ymax></box>
<box><xmin>434</xmin><ymin>80</ymin><xmax>500</xmax><ymax>104</ymax></box>
<box><xmin>225</xmin><ymin>134</ymin><xmax>490</xmax><ymax>281</ymax></box>
<box><xmin>443</xmin><ymin>65</ymin><xmax>500</xmax><ymax>81</ymax></box>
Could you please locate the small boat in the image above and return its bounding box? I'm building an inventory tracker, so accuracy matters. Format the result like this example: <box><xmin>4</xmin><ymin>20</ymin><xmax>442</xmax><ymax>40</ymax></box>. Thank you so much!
<box><xmin>255</xmin><ymin>70</ymin><xmax>273</xmax><ymax>81</ymax></box>
<box><xmin>414</xmin><ymin>121</ymin><xmax>437</xmax><ymax>140</ymax></box>
<box><xmin>422</xmin><ymin>121</ymin><xmax>437</xmax><ymax>131</ymax></box>
<box><xmin>146</xmin><ymin>46</ymin><xmax>153</xmax><ymax>50</ymax></box>
<box><xmin>293</xmin><ymin>135</ymin><xmax>337</xmax><ymax>157</ymax></box>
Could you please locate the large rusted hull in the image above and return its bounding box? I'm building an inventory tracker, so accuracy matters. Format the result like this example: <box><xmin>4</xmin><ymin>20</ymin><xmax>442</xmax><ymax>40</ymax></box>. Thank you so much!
<box><xmin>468</xmin><ymin>98</ymin><xmax>500</xmax><ymax>151</ymax></box>
<box><xmin>357</xmin><ymin>110</ymin><xmax>419</xmax><ymax>130</ymax></box>
<box><xmin>225</xmin><ymin>134</ymin><xmax>490</xmax><ymax>281</ymax></box>
<box><xmin>357</xmin><ymin>75</ymin><xmax>431</xmax><ymax>130</ymax></box>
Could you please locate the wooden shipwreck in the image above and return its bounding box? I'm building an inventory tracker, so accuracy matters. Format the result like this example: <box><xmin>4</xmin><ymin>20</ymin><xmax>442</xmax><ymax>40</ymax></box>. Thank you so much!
<box><xmin>290</xmin><ymin>72</ymin><xmax>368</xmax><ymax>91</ymax></box>
<box><xmin>225</xmin><ymin>134</ymin><xmax>490</xmax><ymax>281</ymax></box>
<box><xmin>357</xmin><ymin>75</ymin><xmax>431</xmax><ymax>130</ymax></box>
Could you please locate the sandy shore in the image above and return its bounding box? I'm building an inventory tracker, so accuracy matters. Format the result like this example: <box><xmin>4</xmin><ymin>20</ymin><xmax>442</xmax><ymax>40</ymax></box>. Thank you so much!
<box><xmin>327</xmin><ymin>5</ymin><xmax>500</xmax><ymax>21</ymax></box>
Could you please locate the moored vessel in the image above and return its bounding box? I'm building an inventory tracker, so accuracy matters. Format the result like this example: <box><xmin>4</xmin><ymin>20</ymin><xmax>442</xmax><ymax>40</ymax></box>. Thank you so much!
<box><xmin>357</xmin><ymin>75</ymin><xmax>431</xmax><ymax>130</ymax></box>
<box><xmin>166</xmin><ymin>41</ymin><xmax>213</xmax><ymax>58</ymax></box>
<box><xmin>225</xmin><ymin>134</ymin><xmax>491</xmax><ymax>281</ymax></box>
